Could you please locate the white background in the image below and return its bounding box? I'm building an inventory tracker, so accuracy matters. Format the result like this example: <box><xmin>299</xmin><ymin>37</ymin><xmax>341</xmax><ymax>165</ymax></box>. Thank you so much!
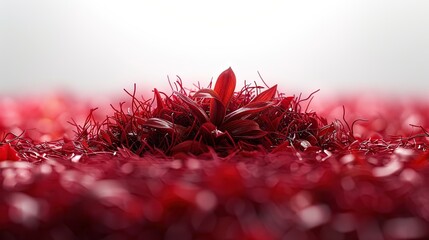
<box><xmin>1</xmin><ymin>0</ymin><xmax>428</xmax><ymax>98</ymax></box>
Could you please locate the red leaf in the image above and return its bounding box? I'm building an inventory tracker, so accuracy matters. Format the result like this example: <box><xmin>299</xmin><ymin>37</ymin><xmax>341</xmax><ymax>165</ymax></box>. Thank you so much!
<box><xmin>251</xmin><ymin>84</ymin><xmax>277</xmax><ymax>103</ymax></box>
<box><xmin>174</xmin><ymin>91</ymin><xmax>209</xmax><ymax>123</ymax></box>
<box><xmin>280</xmin><ymin>96</ymin><xmax>294</xmax><ymax>109</ymax></box>
<box><xmin>194</xmin><ymin>89</ymin><xmax>221</xmax><ymax>100</ymax></box>
<box><xmin>199</xmin><ymin>122</ymin><xmax>228</xmax><ymax>142</ymax></box>
<box><xmin>199</xmin><ymin>121</ymin><xmax>217</xmax><ymax>139</ymax></box>
<box><xmin>224</xmin><ymin>101</ymin><xmax>273</xmax><ymax>122</ymax></box>
<box><xmin>221</xmin><ymin>119</ymin><xmax>267</xmax><ymax>139</ymax></box>
<box><xmin>210</xmin><ymin>101</ymin><xmax>225</xmax><ymax>126</ymax></box>
<box><xmin>213</xmin><ymin>67</ymin><xmax>236</xmax><ymax>107</ymax></box>
<box><xmin>194</xmin><ymin>89</ymin><xmax>226</xmax><ymax>126</ymax></box>
<box><xmin>153</xmin><ymin>88</ymin><xmax>164</xmax><ymax>116</ymax></box>
<box><xmin>143</xmin><ymin>118</ymin><xmax>185</xmax><ymax>134</ymax></box>
<box><xmin>271</xmin><ymin>115</ymin><xmax>284</xmax><ymax>130</ymax></box>
<box><xmin>0</xmin><ymin>144</ymin><xmax>20</xmax><ymax>161</ymax></box>
<box><xmin>211</xmin><ymin>68</ymin><xmax>236</xmax><ymax>125</ymax></box>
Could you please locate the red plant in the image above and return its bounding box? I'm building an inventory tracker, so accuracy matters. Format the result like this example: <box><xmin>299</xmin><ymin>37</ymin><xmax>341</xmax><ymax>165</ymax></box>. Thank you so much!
<box><xmin>71</xmin><ymin>68</ymin><xmax>353</xmax><ymax>157</ymax></box>
<box><xmin>2</xmin><ymin>68</ymin><xmax>429</xmax><ymax>240</ymax></box>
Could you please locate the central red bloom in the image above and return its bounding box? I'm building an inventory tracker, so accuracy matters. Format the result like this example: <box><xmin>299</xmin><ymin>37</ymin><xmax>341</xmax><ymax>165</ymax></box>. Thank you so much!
<box><xmin>70</xmin><ymin>68</ymin><xmax>356</xmax><ymax>157</ymax></box>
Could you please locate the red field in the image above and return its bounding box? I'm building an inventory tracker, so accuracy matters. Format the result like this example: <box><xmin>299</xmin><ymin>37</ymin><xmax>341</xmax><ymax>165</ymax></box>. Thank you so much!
<box><xmin>1</xmin><ymin>69</ymin><xmax>429</xmax><ymax>240</ymax></box>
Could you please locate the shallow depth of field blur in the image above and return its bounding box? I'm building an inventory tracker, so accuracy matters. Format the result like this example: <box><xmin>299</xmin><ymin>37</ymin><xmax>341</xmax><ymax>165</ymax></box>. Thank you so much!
<box><xmin>2</xmin><ymin>2</ymin><xmax>429</xmax><ymax>239</ymax></box>
<box><xmin>1</xmin><ymin>0</ymin><xmax>428</xmax><ymax>100</ymax></box>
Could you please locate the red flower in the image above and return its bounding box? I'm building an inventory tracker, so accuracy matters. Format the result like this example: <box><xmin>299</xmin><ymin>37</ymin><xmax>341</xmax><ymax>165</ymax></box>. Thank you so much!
<box><xmin>73</xmin><ymin>68</ymin><xmax>350</xmax><ymax>157</ymax></box>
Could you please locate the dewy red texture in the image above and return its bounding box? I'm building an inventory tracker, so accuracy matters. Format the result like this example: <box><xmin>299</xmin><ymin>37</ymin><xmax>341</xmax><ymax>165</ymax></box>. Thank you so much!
<box><xmin>0</xmin><ymin>68</ymin><xmax>429</xmax><ymax>239</ymax></box>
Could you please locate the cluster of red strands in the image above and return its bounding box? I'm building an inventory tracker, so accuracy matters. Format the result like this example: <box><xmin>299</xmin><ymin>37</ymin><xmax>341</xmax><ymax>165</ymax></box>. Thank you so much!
<box><xmin>0</xmin><ymin>68</ymin><xmax>429</xmax><ymax>239</ymax></box>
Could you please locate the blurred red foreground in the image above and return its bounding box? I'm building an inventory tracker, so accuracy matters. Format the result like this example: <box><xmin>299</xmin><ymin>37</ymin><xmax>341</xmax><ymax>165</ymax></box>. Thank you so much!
<box><xmin>0</xmin><ymin>93</ymin><xmax>429</xmax><ymax>240</ymax></box>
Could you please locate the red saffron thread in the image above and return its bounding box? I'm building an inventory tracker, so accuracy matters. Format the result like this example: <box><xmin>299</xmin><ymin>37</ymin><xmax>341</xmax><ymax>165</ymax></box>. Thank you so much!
<box><xmin>66</xmin><ymin>67</ymin><xmax>429</xmax><ymax>158</ymax></box>
<box><xmin>0</xmin><ymin>68</ymin><xmax>429</xmax><ymax>240</ymax></box>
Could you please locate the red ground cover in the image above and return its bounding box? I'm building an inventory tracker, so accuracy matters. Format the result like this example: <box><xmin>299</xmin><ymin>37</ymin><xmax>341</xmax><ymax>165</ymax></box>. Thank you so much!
<box><xmin>1</xmin><ymin>69</ymin><xmax>429</xmax><ymax>239</ymax></box>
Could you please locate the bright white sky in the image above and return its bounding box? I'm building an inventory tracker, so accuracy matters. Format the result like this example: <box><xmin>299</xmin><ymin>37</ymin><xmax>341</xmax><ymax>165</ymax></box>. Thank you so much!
<box><xmin>1</xmin><ymin>0</ymin><xmax>428</xmax><ymax>98</ymax></box>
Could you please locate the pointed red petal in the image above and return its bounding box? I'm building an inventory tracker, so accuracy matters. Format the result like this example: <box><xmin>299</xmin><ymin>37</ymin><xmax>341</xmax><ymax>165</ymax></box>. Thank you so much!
<box><xmin>153</xmin><ymin>88</ymin><xmax>164</xmax><ymax>116</ymax></box>
<box><xmin>210</xmin><ymin>100</ymin><xmax>225</xmax><ymax>126</ymax></box>
<box><xmin>199</xmin><ymin>122</ymin><xmax>217</xmax><ymax>139</ymax></box>
<box><xmin>224</xmin><ymin>101</ymin><xmax>273</xmax><ymax>122</ymax></box>
<box><xmin>143</xmin><ymin>118</ymin><xmax>185</xmax><ymax>134</ymax></box>
<box><xmin>174</xmin><ymin>91</ymin><xmax>209</xmax><ymax>123</ymax></box>
<box><xmin>280</xmin><ymin>96</ymin><xmax>294</xmax><ymax>109</ymax></box>
<box><xmin>213</xmin><ymin>67</ymin><xmax>236</xmax><ymax>107</ymax></box>
<box><xmin>194</xmin><ymin>89</ymin><xmax>226</xmax><ymax>126</ymax></box>
<box><xmin>193</xmin><ymin>89</ymin><xmax>222</xmax><ymax>101</ymax></box>
<box><xmin>210</xmin><ymin>68</ymin><xmax>236</xmax><ymax>125</ymax></box>
<box><xmin>221</xmin><ymin>119</ymin><xmax>267</xmax><ymax>139</ymax></box>
<box><xmin>251</xmin><ymin>84</ymin><xmax>277</xmax><ymax>103</ymax></box>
